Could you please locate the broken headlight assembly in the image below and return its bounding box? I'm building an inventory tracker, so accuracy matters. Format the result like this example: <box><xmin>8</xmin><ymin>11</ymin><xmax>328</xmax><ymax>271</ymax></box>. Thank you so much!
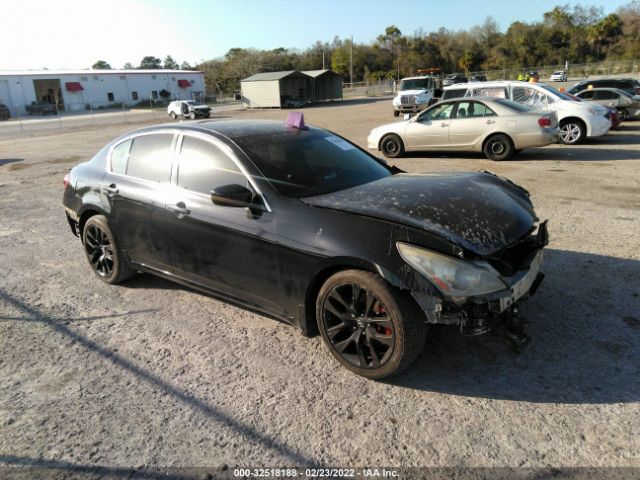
<box><xmin>397</xmin><ymin>242</ymin><xmax>507</xmax><ymax>297</ymax></box>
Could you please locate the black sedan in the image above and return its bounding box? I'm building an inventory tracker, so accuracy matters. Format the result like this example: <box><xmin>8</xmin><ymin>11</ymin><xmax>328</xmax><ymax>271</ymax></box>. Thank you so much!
<box><xmin>63</xmin><ymin>118</ymin><xmax>548</xmax><ymax>379</ymax></box>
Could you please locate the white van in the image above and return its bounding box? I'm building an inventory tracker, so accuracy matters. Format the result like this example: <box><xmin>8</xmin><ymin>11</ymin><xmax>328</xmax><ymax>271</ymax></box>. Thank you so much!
<box><xmin>442</xmin><ymin>81</ymin><xmax>611</xmax><ymax>144</ymax></box>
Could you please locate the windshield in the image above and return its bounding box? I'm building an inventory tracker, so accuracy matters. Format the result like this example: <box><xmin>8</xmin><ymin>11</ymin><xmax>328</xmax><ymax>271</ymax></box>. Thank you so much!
<box><xmin>399</xmin><ymin>78</ymin><xmax>432</xmax><ymax>91</ymax></box>
<box><xmin>539</xmin><ymin>85</ymin><xmax>573</xmax><ymax>101</ymax></box>
<box><xmin>233</xmin><ymin>127</ymin><xmax>392</xmax><ymax>198</ymax></box>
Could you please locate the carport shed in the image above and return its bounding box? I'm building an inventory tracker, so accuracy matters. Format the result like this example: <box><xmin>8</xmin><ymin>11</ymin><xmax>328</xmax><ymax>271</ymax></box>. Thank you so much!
<box><xmin>303</xmin><ymin>69</ymin><xmax>343</xmax><ymax>102</ymax></box>
<box><xmin>240</xmin><ymin>71</ymin><xmax>312</xmax><ymax>108</ymax></box>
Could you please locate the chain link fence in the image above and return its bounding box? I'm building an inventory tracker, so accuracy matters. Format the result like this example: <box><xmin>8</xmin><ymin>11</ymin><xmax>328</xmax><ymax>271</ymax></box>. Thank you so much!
<box><xmin>0</xmin><ymin>97</ymin><xmax>245</xmax><ymax>135</ymax></box>
<box><xmin>343</xmin><ymin>80</ymin><xmax>394</xmax><ymax>99</ymax></box>
<box><xmin>467</xmin><ymin>59</ymin><xmax>640</xmax><ymax>82</ymax></box>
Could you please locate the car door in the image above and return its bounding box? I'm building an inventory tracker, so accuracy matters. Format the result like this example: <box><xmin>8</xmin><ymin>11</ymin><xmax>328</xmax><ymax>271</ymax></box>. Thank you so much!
<box><xmin>165</xmin><ymin>133</ymin><xmax>282</xmax><ymax>313</ymax></box>
<box><xmin>101</xmin><ymin>132</ymin><xmax>175</xmax><ymax>270</ymax></box>
<box><xmin>405</xmin><ymin>102</ymin><xmax>454</xmax><ymax>149</ymax></box>
<box><xmin>448</xmin><ymin>100</ymin><xmax>497</xmax><ymax>147</ymax></box>
<box><xmin>593</xmin><ymin>90</ymin><xmax>619</xmax><ymax>108</ymax></box>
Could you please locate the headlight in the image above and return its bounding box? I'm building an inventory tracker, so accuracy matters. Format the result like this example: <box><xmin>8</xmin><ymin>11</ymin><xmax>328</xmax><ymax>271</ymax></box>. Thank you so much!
<box><xmin>397</xmin><ymin>242</ymin><xmax>507</xmax><ymax>297</ymax></box>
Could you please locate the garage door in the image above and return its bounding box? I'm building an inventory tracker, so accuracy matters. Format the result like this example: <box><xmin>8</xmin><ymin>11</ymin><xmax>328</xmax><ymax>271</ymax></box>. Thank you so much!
<box><xmin>0</xmin><ymin>80</ymin><xmax>15</xmax><ymax>116</ymax></box>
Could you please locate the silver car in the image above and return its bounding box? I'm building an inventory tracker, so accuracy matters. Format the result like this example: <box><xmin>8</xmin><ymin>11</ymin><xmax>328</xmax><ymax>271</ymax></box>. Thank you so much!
<box><xmin>367</xmin><ymin>98</ymin><xmax>559</xmax><ymax>161</ymax></box>
<box><xmin>575</xmin><ymin>88</ymin><xmax>640</xmax><ymax>121</ymax></box>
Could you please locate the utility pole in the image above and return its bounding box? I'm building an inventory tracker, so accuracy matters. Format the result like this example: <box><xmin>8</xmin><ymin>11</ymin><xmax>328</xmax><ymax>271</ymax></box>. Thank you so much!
<box><xmin>350</xmin><ymin>36</ymin><xmax>353</xmax><ymax>86</ymax></box>
<box><xmin>322</xmin><ymin>51</ymin><xmax>325</xmax><ymax>70</ymax></box>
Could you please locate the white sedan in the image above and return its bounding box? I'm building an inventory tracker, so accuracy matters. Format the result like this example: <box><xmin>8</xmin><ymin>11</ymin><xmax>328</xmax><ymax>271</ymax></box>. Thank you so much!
<box><xmin>367</xmin><ymin>97</ymin><xmax>559</xmax><ymax>161</ymax></box>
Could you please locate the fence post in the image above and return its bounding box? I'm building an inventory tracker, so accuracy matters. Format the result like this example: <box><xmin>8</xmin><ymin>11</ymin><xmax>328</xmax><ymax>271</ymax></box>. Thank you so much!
<box><xmin>90</xmin><ymin>100</ymin><xmax>96</xmax><ymax>126</ymax></box>
<box><xmin>56</xmin><ymin>102</ymin><xmax>62</xmax><ymax>129</ymax></box>
<box><xmin>17</xmin><ymin>107</ymin><xmax>24</xmax><ymax>134</ymax></box>
<box><xmin>122</xmin><ymin>101</ymin><xmax>128</xmax><ymax>122</ymax></box>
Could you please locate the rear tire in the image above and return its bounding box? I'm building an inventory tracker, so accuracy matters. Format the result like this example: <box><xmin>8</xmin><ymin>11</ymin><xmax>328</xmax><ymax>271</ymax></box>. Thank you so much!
<box><xmin>169</xmin><ymin>111</ymin><xmax>177</xmax><ymax>120</ymax></box>
<box><xmin>82</xmin><ymin>215</ymin><xmax>134</xmax><ymax>284</ymax></box>
<box><xmin>189</xmin><ymin>111</ymin><xmax>196</xmax><ymax>120</ymax></box>
<box><xmin>483</xmin><ymin>134</ymin><xmax>514</xmax><ymax>161</ymax></box>
<box><xmin>380</xmin><ymin>134</ymin><xmax>404</xmax><ymax>158</ymax></box>
<box><xmin>559</xmin><ymin>119</ymin><xmax>585</xmax><ymax>145</ymax></box>
<box><xmin>316</xmin><ymin>270</ymin><xmax>427</xmax><ymax>379</ymax></box>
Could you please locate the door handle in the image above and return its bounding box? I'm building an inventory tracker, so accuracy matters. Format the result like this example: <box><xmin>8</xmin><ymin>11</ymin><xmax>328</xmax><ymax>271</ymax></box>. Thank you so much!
<box><xmin>168</xmin><ymin>202</ymin><xmax>191</xmax><ymax>216</ymax></box>
<box><xmin>440</xmin><ymin>123</ymin><xmax>448</xmax><ymax>127</ymax></box>
<box><xmin>101</xmin><ymin>184</ymin><xmax>119</xmax><ymax>196</ymax></box>
<box><xmin>486</xmin><ymin>119</ymin><xmax>496</xmax><ymax>124</ymax></box>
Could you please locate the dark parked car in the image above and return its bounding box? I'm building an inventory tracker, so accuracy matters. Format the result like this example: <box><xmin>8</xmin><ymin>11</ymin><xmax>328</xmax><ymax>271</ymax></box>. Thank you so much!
<box><xmin>62</xmin><ymin>118</ymin><xmax>548</xmax><ymax>379</ymax></box>
<box><xmin>567</xmin><ymin>78</ymin><xmax>640</xmax><ymax>97</ymax></box>
<box><xmin>443</xmin><ymin>74</ymin><xmax>468</xmax><ymax>86</ymax></box>
<box><xmin>470</xmin><ymin>75</ymin><xmax>487</xmax><ymax>82</ymax></box>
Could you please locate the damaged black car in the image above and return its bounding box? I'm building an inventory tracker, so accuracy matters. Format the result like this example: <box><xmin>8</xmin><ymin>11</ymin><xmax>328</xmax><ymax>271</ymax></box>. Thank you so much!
<box><xmin>62</xmin><ymin>116</ymin><xmax>548</xmax><ymax>379</ymax></box>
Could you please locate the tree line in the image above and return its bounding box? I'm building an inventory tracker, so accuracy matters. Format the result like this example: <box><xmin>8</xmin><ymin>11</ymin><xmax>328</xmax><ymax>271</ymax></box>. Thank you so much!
<box><xmin>93</xmin><ymin>2</ymin><xmax>640</xmax><ymax>94</ymax></box>
<box><xmin>91</xmin><ymin>56</ymin><xmax>193</xmax><ymax>71</ymax></box>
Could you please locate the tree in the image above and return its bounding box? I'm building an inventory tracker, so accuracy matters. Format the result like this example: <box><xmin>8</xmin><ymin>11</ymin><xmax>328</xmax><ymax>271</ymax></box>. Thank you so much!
<box><xmin>139</xmin><ymin>56</ymin><xmax>162</xmax><ymax>69</ymax></box>
<box><xmin>180</xmin><ymin>61</ymin><xmax>193</xmax><ymax>70</ymax></box>
<box><xmin>163</xmin><ymin>55</ymin><xmax>179</xmax><ymax>70</ymax></box>
<box><xmin>122</xmin><ymin>62</ymin><xmax>134</xmax><ymax>69</ymax></box>
<box><xmin>92</xmin><ymin>60</ymin><xmax>111</xmax><ymax>70</ymax></box>
<box><xmin>458</xmin><ymin>50</ymin><xmax>475</xmax><ymax>74</ymax></box>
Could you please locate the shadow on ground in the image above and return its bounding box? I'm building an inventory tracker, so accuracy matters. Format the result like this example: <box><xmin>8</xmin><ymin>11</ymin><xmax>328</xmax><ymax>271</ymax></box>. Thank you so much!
<box><xmin>392</xmin><ymin>249</ymin><xmax>640</xmax><ymax>404</ymax></box>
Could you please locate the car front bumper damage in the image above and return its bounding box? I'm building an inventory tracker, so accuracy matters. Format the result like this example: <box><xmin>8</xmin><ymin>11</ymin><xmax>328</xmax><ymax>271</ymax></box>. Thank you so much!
<box><xmin>409</xmin><ymin>221</ymin><xmax>549</xmax><ymax>351</ymax></box>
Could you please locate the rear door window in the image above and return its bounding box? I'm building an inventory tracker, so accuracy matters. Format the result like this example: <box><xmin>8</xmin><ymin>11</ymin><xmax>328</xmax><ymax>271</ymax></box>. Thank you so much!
<box><xmin>468</xmin><ymin>86</ymin><xmax>507</xmax><ymax>98</ymax></box>
<box><xmin>126</xmin><ymin>133</ymin><xmax>174</xmax><ymax>183</ymax></box>
<box><xmin>178</xmin><ymin>136</ymin><xmax>245</xmax><ymax>194</ymax></box>
<box><xmin>594</xmin><ymin>90</ymin><xmax>618</xmax><ymax>100</ymax></box>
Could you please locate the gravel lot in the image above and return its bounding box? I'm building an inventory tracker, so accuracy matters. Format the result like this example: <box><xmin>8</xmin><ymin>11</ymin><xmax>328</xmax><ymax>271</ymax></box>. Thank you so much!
<box><xmin>1</xmin><ymin>98</ymin><xmax>639</xmax><ymax>477</ymax></box>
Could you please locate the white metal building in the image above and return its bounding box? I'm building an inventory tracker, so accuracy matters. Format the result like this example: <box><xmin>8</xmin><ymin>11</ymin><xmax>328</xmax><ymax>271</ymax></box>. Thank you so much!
<box><xmin>0</xmin><ymin>69</ymin><xmax>205</xmax><ymax>116</ymax></box>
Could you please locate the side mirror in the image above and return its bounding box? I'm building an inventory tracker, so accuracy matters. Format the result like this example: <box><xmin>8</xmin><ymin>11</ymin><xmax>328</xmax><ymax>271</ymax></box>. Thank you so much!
<box><xmin>403</xmin><ymin>113</ymin><xmax>411</xmax><ymax>120</ymax></box>
<box><xmin>211</xmin><ymin>184</ymin><xmax>254</xmax><ymax>208</ymax></box>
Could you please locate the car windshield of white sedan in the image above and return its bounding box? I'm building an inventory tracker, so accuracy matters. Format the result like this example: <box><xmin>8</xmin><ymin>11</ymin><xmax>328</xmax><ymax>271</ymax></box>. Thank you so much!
<box><xmin>234</xmin><ymin>129</ymin><xmax>392</xmax><ymax>198</ymax></box>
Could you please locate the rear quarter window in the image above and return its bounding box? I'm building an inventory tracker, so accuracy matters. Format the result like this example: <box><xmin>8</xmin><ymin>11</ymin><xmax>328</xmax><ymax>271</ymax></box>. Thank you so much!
<box><xmin>110</xmin><ymin>139</ymin><xmax>132</xmax><ymax>175</ymax></box>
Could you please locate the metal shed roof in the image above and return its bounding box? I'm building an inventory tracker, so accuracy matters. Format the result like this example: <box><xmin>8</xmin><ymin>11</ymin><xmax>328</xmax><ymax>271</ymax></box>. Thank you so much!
<box><xmin>241</xmin><ymin>71</ymin><xmax>302</xmax><ymax>82</ymax></box>
<box><xmin>302</xmin><ymin>69</ymin><xmax>339</xmax><ymax>78</ymax></box>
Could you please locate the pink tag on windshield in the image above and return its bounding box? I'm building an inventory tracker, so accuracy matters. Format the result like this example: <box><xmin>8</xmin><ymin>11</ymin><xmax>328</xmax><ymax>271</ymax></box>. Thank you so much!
<box><xmin>285</xmin><ymin>112</ymin><xmax>307</xmax><ymax>129</ymax></box>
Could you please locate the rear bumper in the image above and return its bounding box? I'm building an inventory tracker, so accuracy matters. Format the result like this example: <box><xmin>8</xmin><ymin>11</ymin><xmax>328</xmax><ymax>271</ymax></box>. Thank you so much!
<box><xmin>514</xmin><ymin>129</ymin><xmax>559</xmax><ymax>149</ymax></box>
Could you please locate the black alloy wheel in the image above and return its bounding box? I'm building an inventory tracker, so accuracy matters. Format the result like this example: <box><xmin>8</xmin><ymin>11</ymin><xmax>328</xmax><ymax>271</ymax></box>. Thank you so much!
<box><xmin>82</xmin><ymin>215</ymin><xmax>134</xmax><ymax>284</ymax></box>
<box><xmin>84</xmin><ymin>223</ymin><xmax>114</xmax><ymax>277</ymax></box>
<box><xmin>317</xmin><ymin>270</ymin><xmax>427</xmax><ymax>379</ymax></box>
<box><xmin>380</xmin><ymin>134</ymin><xmax>404</xmax><ymax>158</ymax></box>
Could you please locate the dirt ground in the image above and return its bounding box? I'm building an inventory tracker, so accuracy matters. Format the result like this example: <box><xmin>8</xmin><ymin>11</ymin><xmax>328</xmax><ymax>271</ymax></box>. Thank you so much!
<box><xmin>1</xmin><ymin>98</ymin><xmax>639</xmax><ymax>477</ymax></box>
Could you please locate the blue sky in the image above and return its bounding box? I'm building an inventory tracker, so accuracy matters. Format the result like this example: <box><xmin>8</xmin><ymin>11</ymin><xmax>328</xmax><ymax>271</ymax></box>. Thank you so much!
<box><xmin>0</xmin><ymin>0</ymin><xmax>631</xmax><ymax>70</ymax></box>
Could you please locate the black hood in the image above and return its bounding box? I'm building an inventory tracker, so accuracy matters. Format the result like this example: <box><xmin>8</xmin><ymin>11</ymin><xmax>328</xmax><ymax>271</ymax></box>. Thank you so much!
<box><xmin>302</xmin><ymin>172</ymin><xmax>537</xmax><ymax>256</ymax></box>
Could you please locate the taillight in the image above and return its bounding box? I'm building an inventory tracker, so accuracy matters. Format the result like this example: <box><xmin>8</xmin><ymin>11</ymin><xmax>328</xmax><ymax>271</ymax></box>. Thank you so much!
<box><xmin>538</xmin><ymin>117</ymin><xmax>552</xmax><ymax>127</ymax></box>
<box><xmin>63</xmin><ymin>173</ymin><xmax>70</xmax><ymax>188</ymax></box>
<box><xmin>635</xmin><ymin>87</ymin><xmax>640</xmax><ymax>95</ymax></box>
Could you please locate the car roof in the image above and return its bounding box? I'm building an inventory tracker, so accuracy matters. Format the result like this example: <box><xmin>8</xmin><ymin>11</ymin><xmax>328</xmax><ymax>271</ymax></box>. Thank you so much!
<box><xmin>120</xmin><ymin>119</ymin><xmax>322</xmax><ymax>143</ymax></box>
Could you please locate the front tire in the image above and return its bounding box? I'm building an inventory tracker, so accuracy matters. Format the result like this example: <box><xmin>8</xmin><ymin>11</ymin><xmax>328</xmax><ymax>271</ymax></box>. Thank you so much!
<box><xmin>82</xmin><ymin>215</ymin><xmax>134</xmax><ymax>284</ymax></box>
<box><xmin>316</xmin><ymin>270</ymin><xmax>427</xmax><ymax>379</ymax></box>
<box><xmin>380</xmin><ymin>134</ymin><xmax>404</xmax><ymax>158</ymax></box>
<box><xmin>483</xmin><ymin>133</ymin><xmax>514</xmax><ymax>161</ymax></box>
<box><xmin>189</xmin><ymin>111</ymin><xmax>196</xmax><ymax>120</ymax></box>
<box><xmin>559</xmin><ymin>119</ymin><xmax>585</xmax><ymax>145</ymax></box>
<box><xmin>393</xmin><ymin>110</ymin><xmax>400</xmax><ymax>117</ymax></box>
<box><xmin>617</xmin><ymin>108</ymin><xmax>629</xmax><ymax>121</ymax></box>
